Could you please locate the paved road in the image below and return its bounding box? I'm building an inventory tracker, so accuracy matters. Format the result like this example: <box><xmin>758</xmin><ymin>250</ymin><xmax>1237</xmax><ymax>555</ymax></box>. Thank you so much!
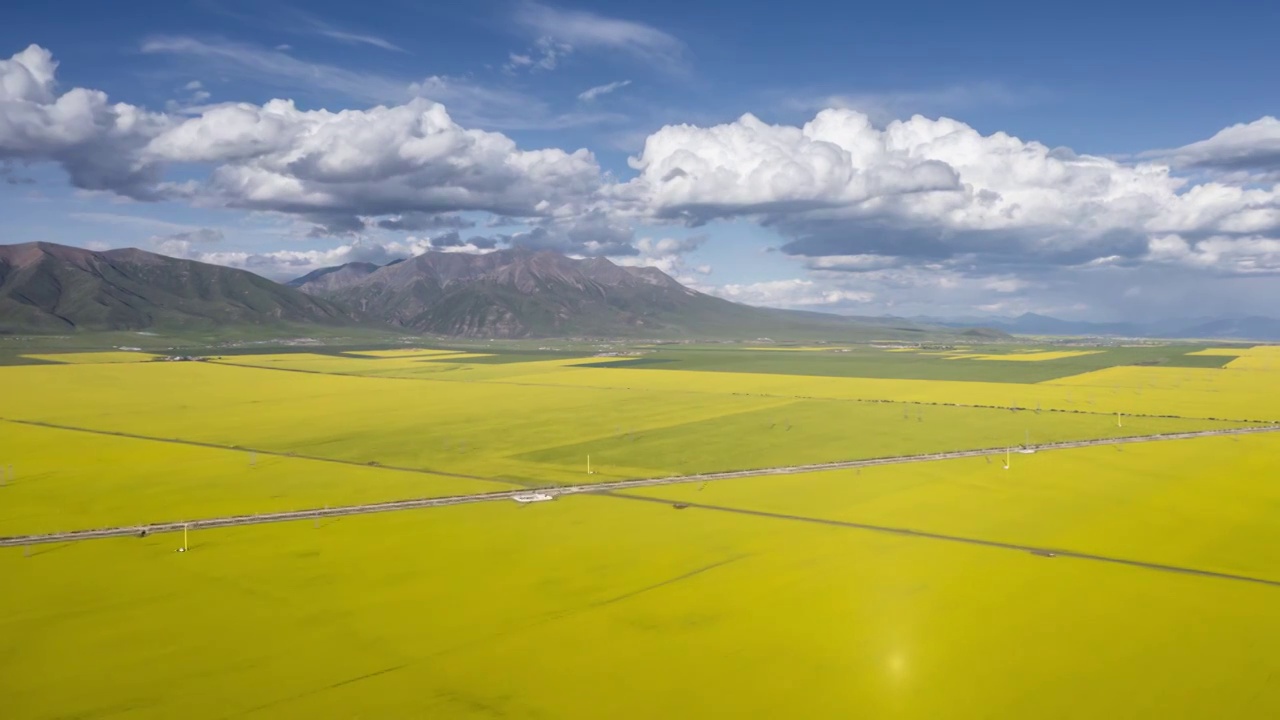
<box><xmin>3</xmin><ymin>424</ymin><xmax>1276</xmax><ymax>549</ymax></box>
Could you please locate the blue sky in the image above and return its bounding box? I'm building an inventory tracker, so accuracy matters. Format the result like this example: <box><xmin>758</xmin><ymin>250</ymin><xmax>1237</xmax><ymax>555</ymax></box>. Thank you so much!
<box><xmin>3</xmin><ymin>0</ymin><xmax>1279</xmax><ymax>320</ymax></box>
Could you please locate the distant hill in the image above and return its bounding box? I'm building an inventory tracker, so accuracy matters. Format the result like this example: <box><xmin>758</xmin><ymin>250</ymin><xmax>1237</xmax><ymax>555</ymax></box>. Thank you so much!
<box><xmin>968</xmin><ymin>313</ymin><xmax>1144</xmax><ymax>337</ymax></box>
<box><xmin>1174</xmin><ymin>316</ymin><xmax>1280</xmax><ymax>341</ymax></box>
<box><xmin>928</xmin><ymin>311</ymin><xmax>1280</xmax><ymax>341</ymax></box>
<box><xmin>292</xmin><ymin>249</ymin><xmax>966</xmax><ymax>340</ymax></box>
<box><xmin>0</xmin><ymin>242</ymin><xmax>354</xmax><ymax>333</ymax></box>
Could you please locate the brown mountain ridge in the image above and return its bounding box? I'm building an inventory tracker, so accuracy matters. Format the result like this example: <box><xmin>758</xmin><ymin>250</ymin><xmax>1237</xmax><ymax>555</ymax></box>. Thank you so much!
<box><xmin>0</xmin><ymin>242</ymin><xmax>353</xmax><ymax>332</ymax></box>
<box><xmin>1</xmin><ymin>242</ymin><xmax>949</xmax><ymax>340</ymax></box>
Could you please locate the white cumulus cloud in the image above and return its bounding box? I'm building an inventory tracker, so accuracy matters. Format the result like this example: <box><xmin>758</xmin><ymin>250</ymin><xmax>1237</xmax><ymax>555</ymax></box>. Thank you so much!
<box><xmin>1146</xmin><ymin>116</ymin><xmax>1280</xmax><ymax>178</ymax></box>
<box><xmin>621</xmin><ymin>108</ymin><xmax>1280</xmax><ymax>275</ymax></box>
<box><xmin>1</xmin><ymin>45</ymin><xmax>608</xmax><ymax>240</ymax></box>
<box><xmin>711</xmin><ymin>279</ymin><xmax>873</xmax><ymax>307</ymax></box>
<box><xmin>0</xmin><ymin>45</ymin><xmax>171</xmax><ymax>198</ymax></box>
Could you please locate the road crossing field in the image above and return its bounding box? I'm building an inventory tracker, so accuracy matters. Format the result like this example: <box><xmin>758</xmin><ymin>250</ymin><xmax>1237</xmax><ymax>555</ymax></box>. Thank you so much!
<box><xmin>4</xmin><ymin>449</ymin><xmax>1280</xmax><ymax>718</ymax></box>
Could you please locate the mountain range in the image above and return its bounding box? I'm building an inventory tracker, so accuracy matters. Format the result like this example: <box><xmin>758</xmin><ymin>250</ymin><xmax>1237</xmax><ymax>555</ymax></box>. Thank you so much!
<box><xmin>0</xmin><ymin>242</ymin><xmax>960</xmax><ymax>340</ymax></box>
<box><xmin>0</xmin><ymin>242</ymin><xmax>351</xmax><ymax>333</ymax></box>
<box><xmin>287</xmin><ymin>248</ymin><xmax>966</xmax><ymax>339</ymax></box>
<box><xmin>9</xmin><ymin>241</ymin><xmax>1277</xmax><ymax>341</ymax></box>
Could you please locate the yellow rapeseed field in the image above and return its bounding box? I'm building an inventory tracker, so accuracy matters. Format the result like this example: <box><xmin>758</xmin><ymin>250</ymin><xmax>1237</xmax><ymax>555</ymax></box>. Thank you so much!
<box><xmin>21</xmin><ymin>351</ymin><xmax>158</xmax><ymax>363</ymax></box>
<box><xmin>214</xmin><ymin>351</ymin><xmax>618</xmax><ymax>380</ymax></box>
<box><xmin>213</xmin><ymin>352</ymin><xmax>465</xmax><ymax>375</ymax></box>
<box><xmin>631</xmin><ymin>432</ymin><xmax>1280</xmax><ymax>579</ymax></box>
<box><xmin>0</xmin><ymin>361</ymin><xmax>801</xmax><ymax>487</ymax></box>
<box><xmin>0</xmin><ymin>422</ymin><xmax>508</xmax><ymax>535</ymax></box>
<box><xmin>4</xmin><ymin>347</ymin><xmax>1280</xmax><ymax>718</ymax></box>
<box><xmin>492</xmin><ymin>362</ymin><xmax>1280</xmax><ymax>421</ymax></box>
<box><xmin>3</xmin><ymin>438</ymin><xmax>1278</xmax><ymax>717</ymax></box>
<box><xmin>1185</xmin><ymin>345</ymin><xmax>1280</xmax><ymax>372</ymax></box>
<box><xmin>1214</xmin><ymin>345</ymin><xmax>1280</xmax><ymax>371</ymax></box>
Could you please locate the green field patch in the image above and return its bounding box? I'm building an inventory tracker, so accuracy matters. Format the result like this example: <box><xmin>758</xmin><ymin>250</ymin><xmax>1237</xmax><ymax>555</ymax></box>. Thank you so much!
<box><xmin>579</xmin><ymin>345</ymin><xmax>1232</xmax><ymax>383</ymax></box>
<box><xmin>577</xmin><ymin>356</ymin><xmax>678</xmax><ymax>369</ymax></box>
<box><xmin>517</xmin><ymin>398</ymin><xmax>1246</xmax><ymax>479</ymax></box>
<box><xmin>1146</xmin><ymin>353</ymin><xmax>1239</xmax><ymax>368</ymax></box>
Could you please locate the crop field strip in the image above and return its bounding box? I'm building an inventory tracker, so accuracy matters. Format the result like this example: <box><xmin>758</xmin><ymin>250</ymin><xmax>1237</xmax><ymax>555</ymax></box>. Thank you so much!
<box><xmin>4</xmin><ymin>361</ymin><xmax>1250</xmax><ymax>489</ymax></box>
<box><xmin>446</xmin><ymin>373</ymin><xmax>1276</xmax><ymax>425</ymax></box>
<box><xmin>203</xmin><ymin>355</ymin><xmax>1276</xmax><ymax>425</ymax></box>
<box><xmin>4</xmin><ymin>423</ymin><xmax>1276</xmax><ymax>549</ymax></box>
<box><xmin>202</xmin><ymin>344</ymin><xmax>1245</xmax><ymax>385</ymax></box>
<box><xmin>571</xmin><ymin>345</ymin><xmax>1241</xmax><ymax>382</ymax></box>
<box><xmin>160</xmin><ymin>343</ymin><xmax>1277</xmax><ymax>423</ymax></box>
<box><xmin>489</xmin><ymin>365</ymin><xmax>1280</xmax><ymax>423</ymax></box>
<box><xmin>0</xmin><ymin>359</ymin><xmax>1262</xmax><ymax>540</ymax></box>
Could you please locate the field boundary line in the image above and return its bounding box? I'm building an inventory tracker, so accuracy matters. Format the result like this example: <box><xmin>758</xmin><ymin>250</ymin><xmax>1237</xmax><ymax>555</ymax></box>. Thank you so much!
<box><xmin>2</xmin><ymin>424</ymin><xmax>1277</xmax><ymax>548</ymax></box>
<box><xmin>608</xmin><ymin>494</ymin><xmax>1280</xmax><ymax>589</ymax></box>
<box><xmin>0</xmin><ymin>417</ymin><xmax>515</xmax><ymax>487</ymax></box>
